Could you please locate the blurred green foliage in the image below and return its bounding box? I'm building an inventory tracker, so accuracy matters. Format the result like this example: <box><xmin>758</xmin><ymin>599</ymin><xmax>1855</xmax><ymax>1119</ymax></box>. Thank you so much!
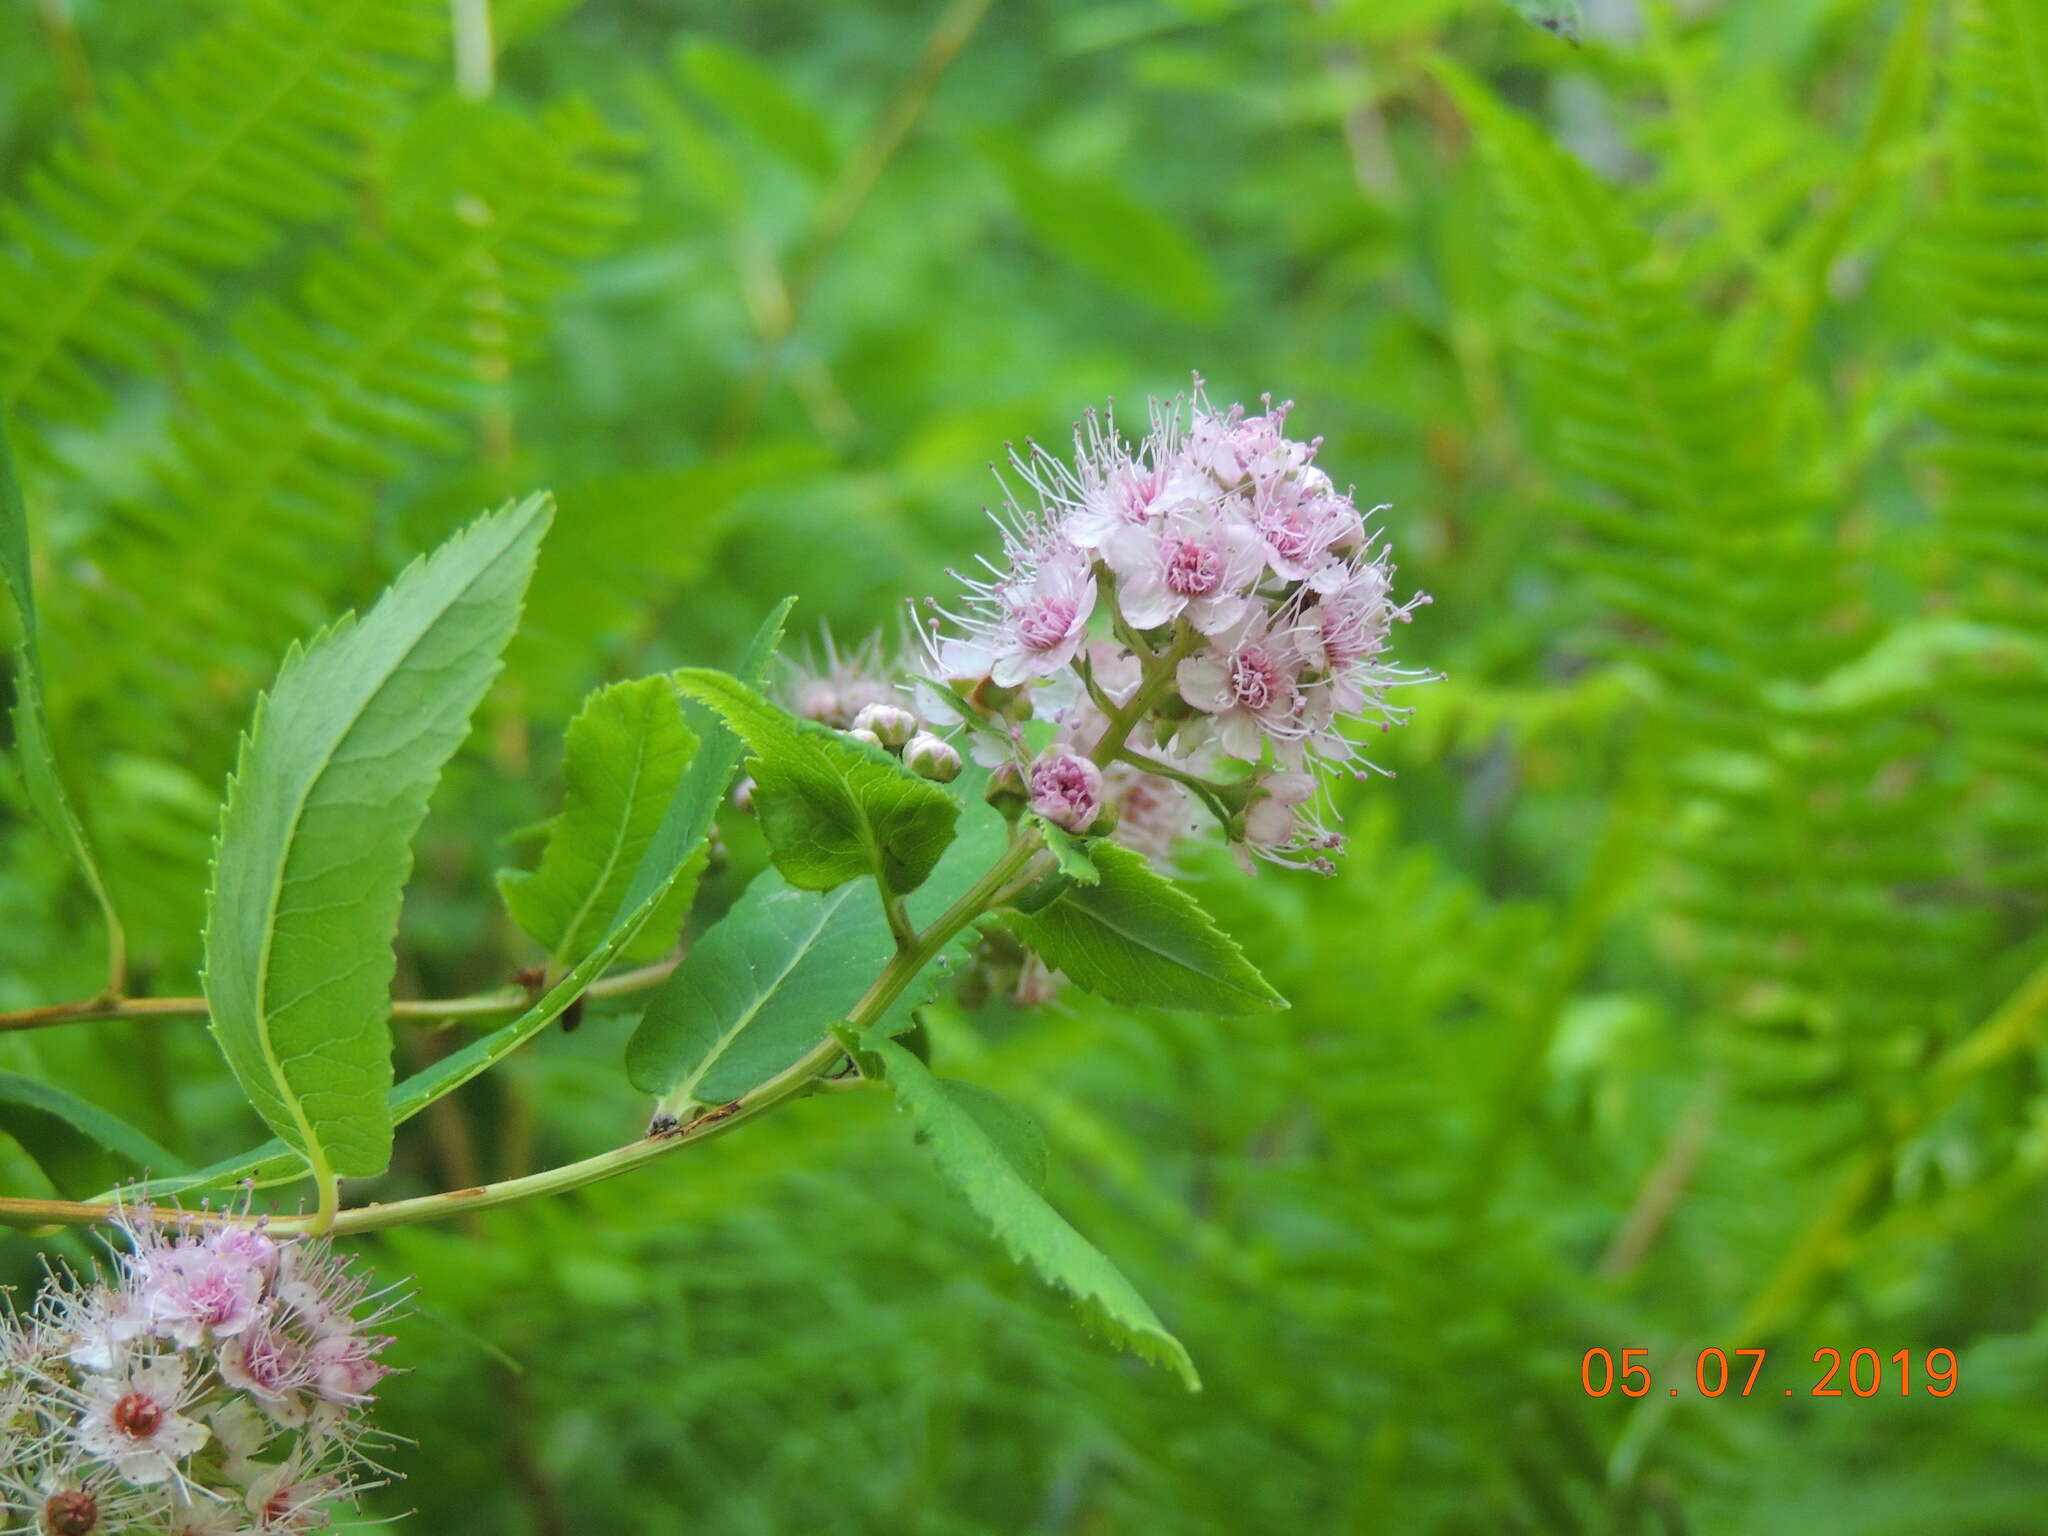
<box><xmin>2</xmin><ymin>0</ymin><xmax>2044</xmax><ymax>1530</ymax></box>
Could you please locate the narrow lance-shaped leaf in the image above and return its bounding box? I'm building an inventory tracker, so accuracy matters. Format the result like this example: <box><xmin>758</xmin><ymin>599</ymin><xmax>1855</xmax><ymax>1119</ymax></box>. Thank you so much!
<box><xmin>628</xmin><ymin>762</ymin><xmax>1009</xmax><ymax>1108</ymax></box>
<box><xmin>1002</xmin><ymin>841</ymin><xmax>1285</xmax><ymax>1014</ymax></box>
<box><xmin>1</xmin><ymin>411</ymin><xmax>124</xmax><ymax>993</ymax></box>
<box><xmin>675</xmin><ymin>668</ymin><xmax>959</xmax><ymax>896</ymax></box>
<box><xmin>0</xmin><ymin>1072</ymin><xmax>184</xmax><ymax>1199</ymax></box>
<box><xmin>128</xmin><ymin>599</ymin><xmax>797</xmax><ymax>1204</ymax></box>
<box><xmin>498</xmin><ymin>676</ymin><xmax>702</xmax><ymax>969</ymax></box>
<box><xmin>841</xmin><ymin>1030</ymin><xmax>1198</xmax><ymax>1390</ymax></box>
<box><xmin>204</xmin><ymin>495</ymin><xmax>551</xmax><ymax>1182</ymax></box>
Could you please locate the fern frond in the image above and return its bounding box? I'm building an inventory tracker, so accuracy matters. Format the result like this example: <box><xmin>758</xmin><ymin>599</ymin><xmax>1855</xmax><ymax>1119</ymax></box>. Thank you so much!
<box><xmin>1433</xmin><ymin>64</ymin><xmax>1849</xmax><ymax>716</ymax></box>
<box><xmin>1437</xmin><ymin>60</ymin><xmax>1970</xmax><ymax>1087</ymax></box>
<box><xmin>1932</xmin><ymin>0</ymin><xmax>2048</xmax><ymax>834</ymax></box>
<box><xmin>48</xmin><ymin>100</ymin><xmax>638</xmax><ymax>763</ymax></box>
<box><xmin>0</xmin><ymin>0</ymin><xmax>441</xmax><ymax>430</ymax></box>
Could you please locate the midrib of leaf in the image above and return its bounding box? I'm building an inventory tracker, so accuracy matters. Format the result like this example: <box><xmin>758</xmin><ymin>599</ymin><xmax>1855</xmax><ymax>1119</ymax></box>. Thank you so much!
<box><xmin>674</xmin><ymin>885</ymin><xmax>858</xmax><ymax>1104</ymax></box>
<box><xmin>241</xmin><ymin>527</ymin><xmax>529</xmax><ymax>1180</ymax></box>
<box><xmin>171</xmin><ymin>140</ymin><xmax>586</xmax><ymax>603</ymax></box>
<box><xmin>1</xmin><ymin>2</ymin><xmax>369</xmax><ymax>407</ymax></box>
<box><xmin>1057</xmin><ymin>892</ymin><xmax>1261</xmax><ymax>1005</ymax></box>
<box><xmin>548</xmin><ymin>713</ymin><xmax>657</xmax><ymax>970</ymax></box>
<box><xmin>245</xmin><ymin>621</ymin><xmax>449</xmax><ymax>1185</ymax></box>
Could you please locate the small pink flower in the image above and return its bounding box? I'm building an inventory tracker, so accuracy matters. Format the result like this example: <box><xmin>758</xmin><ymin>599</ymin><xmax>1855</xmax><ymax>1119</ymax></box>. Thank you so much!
<box><xmin>990</xmin><ymin>546</ymin><xmax>1097</xmax><ymax>686</ymax></box>
<box><xmin>1103</xmin><ymin>764</ymin><xmax>1192</xmax><ymax>869</ymax></box>
<box><xmin>1028</xmin><ymin>747</ymin><xmax>1104</xmax><ymax>834</ymax></box>
<box><xmin>218</xmin><ymin>1318</ymin><xmax>311</xmax><ymax>1425</ymax></box>
<box><xmin>1115</xmin><ymin>503</ymin><xmax>1266</xmax><ymax>636</ymax></box>
<box><xmin>1235</xmin><ymin>771</ymin><xmax>1343</xmax><ymax>874</ymax></box>
<box><xmin>306</xmin><ymin>1329</ymin><xmax>389</xmax><ymax>1408</ymax></box>
<box><xmin>244</xmin><ymin>1454</ymin><xmax>340</xmax><ymax>1533</ymax></box>
<box><xmin>1063</xmin><ymin>403</ymin><xmax>1213</xmax><ymax>559</ymax></box>
<box><xmin>1187</xmin><ymin>401</ymin><xmax>1308</xmax><ymax>488</ymax></box>
<box><xmin>1175</xmin><ymin>618</ymin><xmax>1315</xmax><ymax>764</ymax></box>
<box><xmin>75</xmin><ymin>1355</ymin><xmax>210</xmax><ymax>1485</ymax></box>
<box><xmin>142</xmin><ymin>1234</ymin><xmax>271</xmax><ymax>1349</ymax></box>
<box><xmin>1309</xmin><ymin>559</ymin><xmax>1393</xmax><ymax>671</ymax></box>
<box><xmin>1251</xmin><ymin>475</ymin><xmax>1363</xmax><ymax>591</ymax></box>
<box><xmin>783</xmin><ymin>632</ymin><xmax>897</xmax><ymax>728</ymax></box>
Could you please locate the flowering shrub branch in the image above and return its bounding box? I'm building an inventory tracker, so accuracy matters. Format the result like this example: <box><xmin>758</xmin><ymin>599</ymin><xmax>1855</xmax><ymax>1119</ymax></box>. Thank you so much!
<box><xmin>2</xmin><ymin>380</ymin><xmax>1430</xmax><ymax>1515</ymax></box>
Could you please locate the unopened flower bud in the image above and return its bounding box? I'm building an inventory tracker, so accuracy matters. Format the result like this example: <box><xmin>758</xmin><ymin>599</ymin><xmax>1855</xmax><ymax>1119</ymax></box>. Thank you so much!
<box><xmin>731</xmin><ymin>775</ymin><xmax>756</xmax><ymax>813</ymax></box>
<box><xmin>845</xmin><ymin>727</ymin><xmax>884</xmax><ymax>751</ymax></box>
<box><xmin>1028</xmin><ymin>747</ymin><xmax>1104</xmax><ymax>834</ymax></box>
<box><xmin>43</xmin><ymin>1491</ymin><xmax>98</xmax><ymax>1536</ymax></box>
<box><xmin>903</xmin><ymin>732</ymin><xmax>961</xmax><ymax>782</ymax></box>
<box><xmin>984</xmin><ymin>760</ymin><xmax>1029</xmax><ymax>819</ymax></box>
<box><xmin>851</xmin><ymin>702</ymin><xmax>919</xmax><ymax>749</ymax></box>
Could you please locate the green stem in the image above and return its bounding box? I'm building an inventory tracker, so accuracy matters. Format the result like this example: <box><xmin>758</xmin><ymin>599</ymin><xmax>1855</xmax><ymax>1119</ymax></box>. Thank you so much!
<box><xmin>1111</xmin><ymin>745</ymin><xmax>1237</xmax><ymax>829</ymax></box>
<box><xmin>883</xmin><ymin>891</ymin><xmax>918</xmax><ymax>949</ymax></box>
<box><xmin>0</xmin><ymin>957</ymin><xmax>684</xmax><ymax>1035</ymax></box>
<box><xmin>0</xmin><ymin>834</ymin><xmax>1048</xmax><ymax>1238</ymax></box>
<box><xmin>1092</xmin><ymin>621</ymin><xmax>1196</xmax><ymax>766</ymax></box>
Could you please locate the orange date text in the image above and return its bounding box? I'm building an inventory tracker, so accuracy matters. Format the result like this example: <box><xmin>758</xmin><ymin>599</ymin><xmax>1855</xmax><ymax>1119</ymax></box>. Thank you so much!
<box><xmin>1579</xmin><ymin>1347</ymin><xmax>1958</xmax><ymax>1399</ymax></box>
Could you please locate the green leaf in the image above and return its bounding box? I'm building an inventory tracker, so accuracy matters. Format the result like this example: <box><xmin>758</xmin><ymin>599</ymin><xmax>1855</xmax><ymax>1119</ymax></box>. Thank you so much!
<box><xmin>203</xmin><ymin>494</ymin><xmax>551</xmax><ymax>1182</ymax></box>
<box><xmin>679</xmin><ymin>37</ymin><xmax>839</xmax><ymax>183</ymax></box>
<box><xmin>129</xmin><ymin>600</ymin><xmax>798</xmax><ymax>1205</ymax></box>
<box><xmin>498</xmin><ymin>676</ymin><xmax>703</xmax><ymax>968</ymax></box>
<box><xmin>674</xmin><ymin>669</ymin><xmax>960</xmax><ymax>897</ymax></box>
<box><xmin>627</xmin><ymin>875</ymin><xmax>895</xmax><ymax>1104</ymax></box>
<box><xmin>844</xmin><ymin>1032</ymin><xmax>1197</xmax><ymax>1389</ymax></box>
<box><xmin>939</xmin><ymin>1078</ymin><xmax>1049</xmax><ymax>1192</ymax></box>
<box><xmin>1</xmin><ymin>411</ymin><xmax>124</xmax><ymax>992</ymax></box>
<box><xmin>0</xmin><ymin>1072</ymin><xmax>185</xmax><ymax>1199</ymax></box>
<box><xmin>985</xmin><ymin>140</ymin><xmax>1220</xmax><ymax>319</ymax></box>
<box><xmin>628</xmin><ymin>761</ymin><xmax>1012</xmax><ymax>1106</ymax></box>
<box><xmin>1003</xmin><ymin>842</ymin><xmax>1285</xmax><ymax>1014</ymax></box>
<box><xmin>1037</xmin><ymin>819</ymin><xmax>1101</xmax><ymax>885</ymax></box>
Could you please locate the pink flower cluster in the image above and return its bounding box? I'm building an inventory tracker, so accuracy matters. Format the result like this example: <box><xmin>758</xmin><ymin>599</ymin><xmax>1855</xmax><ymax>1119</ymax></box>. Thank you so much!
<box><xmin>917</xmin><ymin>380</ymin><xmax>1432</xmax><ymax>871</ymax></box>
<box><xmin>1</xmin><ymin>1209</ymin><xmax>398</xmax><ymax>1535</ymax></box>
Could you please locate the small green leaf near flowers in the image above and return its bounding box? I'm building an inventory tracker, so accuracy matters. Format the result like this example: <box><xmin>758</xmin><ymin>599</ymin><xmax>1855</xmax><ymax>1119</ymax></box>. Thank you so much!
<box><xmin>1002</xmin><ymin>842</ymin><xmax>1285</xmax><ymax>1014</ymax></box>
<box><xmin>675</xmin><ymin>667</ymin><xmax>960</xmax><ymax>897</ymax></box>
<box><xmin>498</xmin><ymin>675</ymin><xmax>703</xmax><ymax>969</ymax></box>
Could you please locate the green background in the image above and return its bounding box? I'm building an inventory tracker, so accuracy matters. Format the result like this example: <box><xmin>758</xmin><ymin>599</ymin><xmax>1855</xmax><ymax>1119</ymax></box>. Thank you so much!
<box><xmin>2</xmin><ymin>0</ymin><xmax>2042</xmax><ymax>1530</ymax></box>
